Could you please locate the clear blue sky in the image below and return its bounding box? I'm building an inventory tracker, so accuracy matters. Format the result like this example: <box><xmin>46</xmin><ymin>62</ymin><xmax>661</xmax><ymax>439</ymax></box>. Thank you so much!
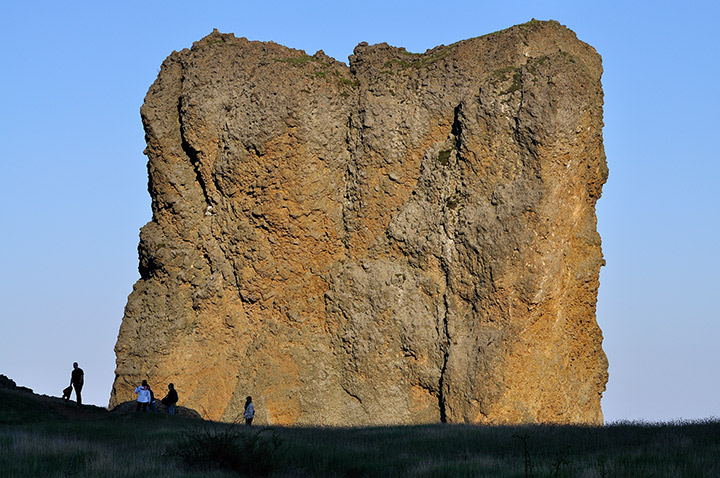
<box><xmin>1</xmin><ymin>1</ymin><xmax>717</xmax><ymax>423</ymax></box>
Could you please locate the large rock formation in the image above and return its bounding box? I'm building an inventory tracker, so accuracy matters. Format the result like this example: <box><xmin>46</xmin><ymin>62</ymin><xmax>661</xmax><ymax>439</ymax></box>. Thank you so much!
<box><xmin>111</xmin><ymin>20</ymin><xmax>608</xmax><ymax>425</ymax></box>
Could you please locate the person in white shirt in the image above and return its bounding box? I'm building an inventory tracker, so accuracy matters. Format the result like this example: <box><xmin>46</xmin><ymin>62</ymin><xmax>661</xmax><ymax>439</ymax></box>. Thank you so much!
<box><xmin>243</xmin><ymin>396</ymin><xmax>255</xmax><ymax>425</ymax></box>
<box><xmin>134</xmin><ymin>380</ymin><xmax>151</xmax><ymax>412</ymax></box>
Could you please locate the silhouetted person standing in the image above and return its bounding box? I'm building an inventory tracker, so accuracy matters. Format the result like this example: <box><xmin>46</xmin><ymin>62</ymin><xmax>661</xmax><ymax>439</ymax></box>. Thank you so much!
<box><xmin>70</xmin><ymin>362</ymin><xmax>84</xmax><ymax>405</ymax></box>
<box><xmin>161</xmin><ymin>383</ymin><xmax>178</xmax><ymax>415</ymax></box>
<box><xmin>244</xmin><ymin>396</ymin><xmax>254</xmax><ymax>425</ymax></box>
<box><xmin>148</xmin><ymin>384</ymin><xmax>158</xmax><ymax>413</ymax></box>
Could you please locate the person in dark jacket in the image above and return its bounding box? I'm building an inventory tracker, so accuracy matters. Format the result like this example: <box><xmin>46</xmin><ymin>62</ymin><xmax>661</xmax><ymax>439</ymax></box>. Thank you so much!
<box><xmin>161</xmin><ymin>383</ymin><xmax>179</xmax><ymax>415</ymax></box>
<box><xmin>148</xmin><ymin>385</ymin><xmax>158</xmax><ymax>413</ymax></box>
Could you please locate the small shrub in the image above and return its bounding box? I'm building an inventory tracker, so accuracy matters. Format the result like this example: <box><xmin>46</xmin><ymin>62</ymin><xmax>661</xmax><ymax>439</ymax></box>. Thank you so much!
<box><xmin>383</xmin><ymin>59</ymin><xmax>411</xmax><ymax>69</ymax></box>
<box><xmin>502</xmin><ymin>71</ymin><xmax>522</xmax><ymax>95</ymax></box>
<box><xmin>437</xmin><ymin>149</ymin><xmax>453</xmax><ymax>166</ymax></box>
<box><xmin>513</xmin><ymin>433</ymin><xmax>534</xmax><ymax>478</ymax></box>
<box><xmin>337</xmin><ymin>77</ymin><xmax>359</xmax><ymax>87</ymax></box>
<box><xmin>171</xmin><ymin>424</ymin><xmax>284</xmax><ymax>477</ymax></box>
<box><xmin>491</xmin><ymin>66</ymin><xmax>522</xmax><ymax>94</ymax></box>
<box><xmin>445</xmin><ymin>196</ymin><xmax>460</xmax><ymax>209</ymax></box>
<box><xmin>274</xmin><ymin>55</ymin><xmax>315</xmax><ymax>65</ymax></box>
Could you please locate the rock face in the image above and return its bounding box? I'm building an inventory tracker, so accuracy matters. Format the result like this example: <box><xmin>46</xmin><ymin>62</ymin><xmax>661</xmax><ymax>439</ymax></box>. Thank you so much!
<box><xmin>111</xmin><ymin>20</ymin><xmax>608</xmax><ymax>425</ymax></box>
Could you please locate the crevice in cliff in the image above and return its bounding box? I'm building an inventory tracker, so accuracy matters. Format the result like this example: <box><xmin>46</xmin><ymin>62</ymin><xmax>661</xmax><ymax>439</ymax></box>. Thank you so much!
<box><xmin>435</xmin><ymin>104</ymin><xmax>467</xmax><ymax>424</ymax></box>
<box><xmin>438</xmin><ymin>291</ymin><xmax>450</xmax><ymax>423</ymax></box>
<box><xmin>451</xmin><ymin>104</ymin><xmax>463</xmax><ymax>151</ymax></box>
<box><xmin>177</xmin><ymin>98</ymin><xmax>213</xmax><ymax>210</ymax></box>
<box><xmin>342</xmin><ymin>386</ymin><xmax>363</xmax><ymax>405</ymax></box>
<box><xmin>341</xmin><ymin>108</ymin><xmax>361</xmax><ymax>250</ymax></box>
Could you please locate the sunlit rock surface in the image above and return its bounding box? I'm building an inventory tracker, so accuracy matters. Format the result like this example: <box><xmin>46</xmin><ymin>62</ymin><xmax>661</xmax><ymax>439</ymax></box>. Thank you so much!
<box><xmin>111</xmin><ymin>20</ymin><xmax>608</xmax><ymax>425</ymax></box>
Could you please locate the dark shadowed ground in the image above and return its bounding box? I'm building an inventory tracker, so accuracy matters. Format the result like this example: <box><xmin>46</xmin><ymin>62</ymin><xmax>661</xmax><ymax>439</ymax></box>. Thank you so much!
<box><xmin>2</xmin><ymin>374</ymin><xmax>719</xmax><ymax>477</ymax></box>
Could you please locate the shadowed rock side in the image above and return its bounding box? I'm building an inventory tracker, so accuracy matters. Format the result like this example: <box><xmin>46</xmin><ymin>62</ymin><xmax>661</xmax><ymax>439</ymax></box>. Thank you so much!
<box><xmin>111</xmin><ymin>20</ymin><xmax>608</xmax><ymax>425</ymax></box>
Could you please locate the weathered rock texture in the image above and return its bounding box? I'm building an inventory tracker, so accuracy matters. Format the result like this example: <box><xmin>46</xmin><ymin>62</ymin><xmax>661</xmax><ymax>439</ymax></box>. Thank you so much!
<box><xmin>111</xmin><ymin>20</ymin><xmax>608</xmax><ymax>425</ymax></box>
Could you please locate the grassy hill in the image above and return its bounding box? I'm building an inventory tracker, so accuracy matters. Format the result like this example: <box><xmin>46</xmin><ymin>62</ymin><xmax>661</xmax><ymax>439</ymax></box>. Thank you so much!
<box><xmin>1</xmin><ymin>382</ymin><xmax>719</xmax><ymax>477</ymax></box>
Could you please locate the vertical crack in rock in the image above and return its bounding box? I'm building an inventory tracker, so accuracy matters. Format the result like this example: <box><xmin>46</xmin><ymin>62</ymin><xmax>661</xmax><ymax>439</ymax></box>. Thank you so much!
<box><xmin>112</xmin><ymin>20</ymin><xmax>609</xmax><ymax>426</ymax></box>
<box><xmin>177</xmin><ymin>97</ymin><xmax>212</xmax><ymax>210</ymax></box>
<box><xmin>438</xmin><ymin>293</ymin><xmax>450</xmax><ymax>423</ymax></box>
<box><xmin>436</xmin><ymin>101</ymin><xmax>465</xmax><ymax>424</ymax></box>
<box><xmin>342</xmin><ymin>113</ymin><xmax>359</xmax><ymax>249</ymax></box>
